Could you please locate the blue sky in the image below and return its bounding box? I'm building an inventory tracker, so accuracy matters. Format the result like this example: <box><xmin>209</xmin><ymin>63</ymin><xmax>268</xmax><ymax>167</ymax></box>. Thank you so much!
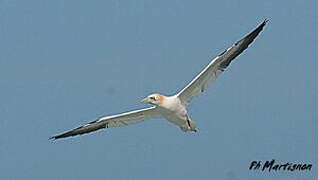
<box><xmin>1</xmin><ymin>0</ymin><xmax>317</xmax><ymax>179</ymax></box>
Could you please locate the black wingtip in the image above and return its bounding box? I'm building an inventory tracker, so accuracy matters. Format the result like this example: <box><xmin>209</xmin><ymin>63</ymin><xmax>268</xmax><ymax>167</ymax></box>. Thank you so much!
<box><xmin>262</xmin><ymin>19</ymin><xmax>269</xmax><ymax>27</ymax></box>
<box><xmin>49</xmin><ymin>136</ymin><xmax>57</xmax><ymax>141</ymax></box>
<box><xmin>258</xmin><ymin>19</ymin><xmax>268</xmax><ymax>29</ymax></box>
<box><xmin>49</xmin><ymin>133</ymin><xmax>66</xmax><ymax>140</ymax></box>
<box><xmin>49</xmin><ymin>134</ymin><xmax>68</xmax><ymax>140</ymax></box>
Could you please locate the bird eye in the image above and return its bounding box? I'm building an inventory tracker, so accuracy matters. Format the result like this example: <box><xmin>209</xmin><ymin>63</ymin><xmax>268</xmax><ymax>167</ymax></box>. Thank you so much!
<box><xmin>149</xmin><ymin>96</ymin><xmax>156</xmax><ymax>101</ymax></box>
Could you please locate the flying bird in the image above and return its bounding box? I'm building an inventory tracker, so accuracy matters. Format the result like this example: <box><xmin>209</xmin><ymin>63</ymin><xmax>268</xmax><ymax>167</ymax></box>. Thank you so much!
<box><xmin>50</xmin><ymin>20</ymin><xmax>268</xmax><ymax>140</ymax></box>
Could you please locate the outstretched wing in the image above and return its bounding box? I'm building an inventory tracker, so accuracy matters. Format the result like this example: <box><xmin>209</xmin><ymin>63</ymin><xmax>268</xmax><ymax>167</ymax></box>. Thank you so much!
<box><xmin>50</xmin><ymin>106</ymin><xmax>160</xmax><ymax>140</ymax></box>
<box><xmin>177</xmin><ymin>20</ymin><xmax>268</xmax><ymax>105</ymax></box>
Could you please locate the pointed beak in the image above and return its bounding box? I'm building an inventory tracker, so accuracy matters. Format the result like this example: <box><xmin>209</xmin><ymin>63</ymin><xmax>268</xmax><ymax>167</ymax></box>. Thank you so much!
<box><xmin>139</xmin><ymin>97</ymin><xmax>150</xmax><ymax>104</ymax></box>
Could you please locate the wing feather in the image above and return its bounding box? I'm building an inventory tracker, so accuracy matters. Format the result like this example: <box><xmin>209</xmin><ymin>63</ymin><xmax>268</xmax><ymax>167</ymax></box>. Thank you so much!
<box><xmin>177</xmin><ymin>20</ymin><xmax>268</xmax><ymax>104</ymax></box>
<box><xmin>50</xmin><ymin>106</ymin><xmax>160</xmax><ymax>140</ymax></box>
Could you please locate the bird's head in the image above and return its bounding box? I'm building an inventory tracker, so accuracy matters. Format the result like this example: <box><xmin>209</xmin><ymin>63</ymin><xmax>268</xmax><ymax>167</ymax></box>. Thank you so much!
<box><xmin>140</xmin><ymin>93</ymin><xmax>165</xmax><ymax>106</ymax></box>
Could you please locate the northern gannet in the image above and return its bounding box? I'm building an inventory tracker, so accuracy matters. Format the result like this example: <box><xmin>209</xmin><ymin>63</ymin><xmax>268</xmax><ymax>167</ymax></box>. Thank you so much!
<box><xmin>50</xmin><ymin>20</ymin><xmax>267</xmax><ymax>140</ymax></box>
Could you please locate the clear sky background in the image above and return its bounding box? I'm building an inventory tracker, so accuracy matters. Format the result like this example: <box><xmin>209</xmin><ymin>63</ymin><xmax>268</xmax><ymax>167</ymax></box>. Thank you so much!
<box><xmin>1</xmin><ymin>0</ymin><xmax>317</xmax><ymax>179</ymax></box>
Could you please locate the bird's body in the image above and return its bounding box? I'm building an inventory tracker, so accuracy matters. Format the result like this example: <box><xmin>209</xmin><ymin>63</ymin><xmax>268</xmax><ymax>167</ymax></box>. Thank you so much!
<box><xmin>153</xmin><ymin>95</ymin><xmax>192</xmax><ymax>131</ymax></box>
<box><xmin>51</xmin><ymin>20</ymin><xmax>268</xmax><ymax>140</ymax></box>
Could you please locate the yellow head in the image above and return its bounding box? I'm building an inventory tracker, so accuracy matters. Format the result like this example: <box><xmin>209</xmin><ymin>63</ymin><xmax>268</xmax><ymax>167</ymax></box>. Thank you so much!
<box><xmin>140</xmin><ymin>93</ymin><xmax>165</xmax><ymax>105</ymax></box>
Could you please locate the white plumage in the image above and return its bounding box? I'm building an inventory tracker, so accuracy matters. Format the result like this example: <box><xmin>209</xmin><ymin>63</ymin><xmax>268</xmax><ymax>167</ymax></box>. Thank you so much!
<box><xmin>51</xmin><ymin>20</ymin><xmax>267</xmax><ymax>140</ymax></box>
